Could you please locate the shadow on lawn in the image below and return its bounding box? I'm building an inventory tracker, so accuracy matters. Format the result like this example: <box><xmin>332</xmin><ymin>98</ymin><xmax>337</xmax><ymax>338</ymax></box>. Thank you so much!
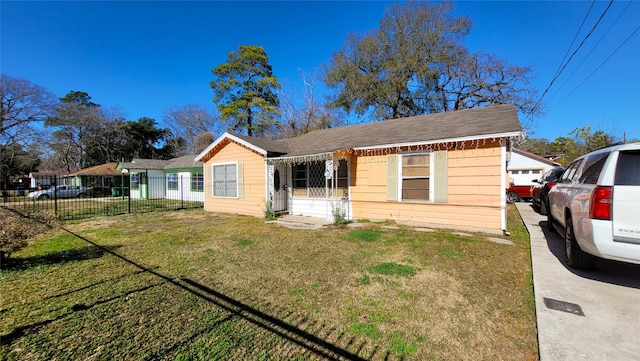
<box><xmin>1</xmin><ymin>281</ymin><xmax>165</xmax><ymax>345</ymax></box>
<box><xmin>9</xmin><ymin>224</ymin><xmax>392</xmax><ymax>360</ymax></box>
<box><xmin>8</xmin><ymin>244</ymin><xmax>122</xmax><ymax>271</ymax></box>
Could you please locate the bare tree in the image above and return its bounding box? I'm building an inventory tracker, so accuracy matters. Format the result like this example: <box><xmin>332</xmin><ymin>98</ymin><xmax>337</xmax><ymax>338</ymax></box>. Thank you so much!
<box><xmin>324</xmin><ymin>2</ymin><xmax>539</xmax><ymax>123</ymax></box>
<box><xmin>0</xmin><ymin>75</ymin><xmax>57</xmax><ymax>181</ymax></box>
<box><xmin>0</xmin><ymin>74</ymin><xmax>57</xmax><ymax>139</ymax></box>
<box><xmin>164</xmin><ymin>104</ymin><xmax>219</xmax><ymax>155</ymax></box>
<box><xmin>277</xmin><ymin>71</ymin><xmax>344</xmax><ymax>139</ymax></box>
<box><xmin>433</xmin><ymin>51</ymin><xmax>539</xmax><ymax>119</ymax></box>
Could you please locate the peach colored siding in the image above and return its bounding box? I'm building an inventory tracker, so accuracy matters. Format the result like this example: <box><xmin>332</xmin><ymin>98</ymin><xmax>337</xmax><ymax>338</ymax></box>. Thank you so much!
<box><xmin>203</xmin><ymin>141</ymin><xmax>266</xmax><ymax>217</ymax></box>
<box><xmin>350</xmin><ymin>144</ymin><xmax>504</xmax><ymax>233</ymax></box>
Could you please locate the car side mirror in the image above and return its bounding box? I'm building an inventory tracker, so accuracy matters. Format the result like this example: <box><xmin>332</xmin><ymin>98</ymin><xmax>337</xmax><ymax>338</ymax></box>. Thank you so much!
<box><xmin>532</xmin><ymin>179</ymin><xmax>539</xmax><ymax>183</ymax></box>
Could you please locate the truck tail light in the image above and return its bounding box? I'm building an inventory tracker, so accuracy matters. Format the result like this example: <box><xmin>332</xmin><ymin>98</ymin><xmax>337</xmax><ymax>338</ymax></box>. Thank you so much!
<box><xmin>548</xmin><ymin>181</ymin><xmax>557</xmax><ymax>189</ymax></box>
<box><xmin>590</xmin><ymin>186</ymin><xmax>612</xmax><ymax>220</ymax></box>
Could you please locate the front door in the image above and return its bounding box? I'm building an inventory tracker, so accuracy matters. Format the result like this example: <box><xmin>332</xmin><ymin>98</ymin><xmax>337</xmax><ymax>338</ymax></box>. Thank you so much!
<box><xmin>140</xmin><ymin>172</ymin><xmax>147</xmax><ymax>199</ymax></box>
<box><xmin>273</xmin><ymin>164</ymin><xmax>288</xmax><ymax>213</ymax></box>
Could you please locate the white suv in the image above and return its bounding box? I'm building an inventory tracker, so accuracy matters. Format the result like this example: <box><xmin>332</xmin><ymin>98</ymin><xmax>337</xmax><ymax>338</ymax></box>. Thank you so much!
<box><xmin>548</xmin><ymin>142</ymin><xmax>640</xmax><ymax>269</ymax></box>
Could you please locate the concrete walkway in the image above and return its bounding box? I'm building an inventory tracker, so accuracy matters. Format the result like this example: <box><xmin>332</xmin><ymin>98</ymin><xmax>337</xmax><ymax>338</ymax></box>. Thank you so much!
<box><xmin>516</xmin><ymin>202</ymin><xmax>640</xmax><ymax>361</ymax></box>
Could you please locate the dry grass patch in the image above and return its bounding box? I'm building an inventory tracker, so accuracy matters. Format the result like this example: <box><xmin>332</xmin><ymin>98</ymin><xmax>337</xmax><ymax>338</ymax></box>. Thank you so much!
<box><xmin>1</xmin><ymin>206</ymin><xmax>536</xmax><ymax>360</ymax></box>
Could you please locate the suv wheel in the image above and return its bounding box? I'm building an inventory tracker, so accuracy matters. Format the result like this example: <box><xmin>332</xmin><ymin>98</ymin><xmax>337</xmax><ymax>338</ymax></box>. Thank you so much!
<box><xmin>547</xmin><ymin>211</ymin><xmax>555</xmax><ymax>233</ymax></box>
<box><xmin>565</xmin><ymin>217</ymin><xmax>596</xmax><ymax>270</ymax></box>
<box><xmin>507</xmin><ymin>191</ymin><xmax>519</xmax><ymax>204</ymax></box>
<box><xmin>540</xmin><ymin>198</ymin><xmax>548</xmax><ymax>215</ymax></box>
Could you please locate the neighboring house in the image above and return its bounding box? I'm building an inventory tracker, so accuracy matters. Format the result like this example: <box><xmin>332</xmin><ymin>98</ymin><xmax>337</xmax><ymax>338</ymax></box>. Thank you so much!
<box><xmin>117</xmin><ymin>155</ymin><xmax>204</xmax><ymax>201</ymax></box>
<box><xmin>117</xmin><ymin>159</ymin><xmax>168</xmax><ymax>199</ymax></box>
<box><xmin>29</xmin><ymin>170</ymin><xmax>72</xmax><ymax>188</ymax></box>
<box><xmin>164</xmin><ymin>155</ymin><xmax>205</xmax><ymax>202</ymax></box>
<box><xmin>196</xmin><ymin>104</ymin><xmax>523</xmax><ymax>234</ymax></box>
<box><xmin>508</xmin><ymin>148</ymin><xmax>559</xmax><ymax>186</ymax></box>
<box><xmin>65</xmin><ymin>162</ymin><xmax>125</xmax><ymax>195</ymax></box>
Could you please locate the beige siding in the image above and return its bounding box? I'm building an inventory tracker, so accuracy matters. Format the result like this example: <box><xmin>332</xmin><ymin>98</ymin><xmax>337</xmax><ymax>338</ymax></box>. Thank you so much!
<box><xmin>203</xmin><ymin>141</ymin><xmax>266</xmax><ymax>217</ymax></box>
<box><xmin>349</xmin><ymin>144</ymin><xmax>504</xmax><ymax>233</ymax></box>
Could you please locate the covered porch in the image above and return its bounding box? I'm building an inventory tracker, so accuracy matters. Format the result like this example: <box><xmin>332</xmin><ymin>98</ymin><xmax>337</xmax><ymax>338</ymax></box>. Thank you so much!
<box><xmin>266</xmin><ymin>153</ymin><xmax>351</xmax><ymax>223</ymax></box>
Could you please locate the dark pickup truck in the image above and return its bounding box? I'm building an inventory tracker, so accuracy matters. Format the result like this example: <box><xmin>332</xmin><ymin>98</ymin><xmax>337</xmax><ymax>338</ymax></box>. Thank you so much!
<box><xmin>506</xmin><ymin>185</ymin><xmax>533</xmax><ymax>203</ymax></box>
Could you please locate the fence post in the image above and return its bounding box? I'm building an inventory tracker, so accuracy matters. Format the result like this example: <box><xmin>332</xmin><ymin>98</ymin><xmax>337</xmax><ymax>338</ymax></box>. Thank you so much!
<box><xmin>181</xmin><ymin>175</ymin><xmax>184</xmax><ymax>209</ymax></box>
<box><xmin>128</xmin><ymin>174</ymin><xmax>132</xmax><ymax>214</ymax></box>
<box><xmin>54</xmin><ymin>175</ymin><xmax>58</xmax><ymax>215</ymax></box>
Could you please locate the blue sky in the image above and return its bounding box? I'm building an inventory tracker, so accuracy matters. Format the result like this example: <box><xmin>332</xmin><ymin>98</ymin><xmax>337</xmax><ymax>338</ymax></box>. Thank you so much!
<box><xmin>2</xmin><ymin>1</ymin><xmax>639</xmax><ymax>142</ymax></box>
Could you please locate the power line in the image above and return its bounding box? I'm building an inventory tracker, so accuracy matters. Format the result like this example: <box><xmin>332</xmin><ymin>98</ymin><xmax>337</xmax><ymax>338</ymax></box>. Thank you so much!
<box><xmin>532</xmin><ymin>0</ymin><xmax>614</xmax><ymax>113</ymax></box>
<box><xmin>548</xmin><ymin>0</ymin><xmax>596</xmax><ymax>87</ymax></box>
<box><xmin>547</xmin><ymin>0</ymin><xmax>633</xmax><ymax>104</ymax></box>
<box><xmin>548</xmin><ymin>24</ymin><xmax>640</xmax><ymax>113</ymax></box>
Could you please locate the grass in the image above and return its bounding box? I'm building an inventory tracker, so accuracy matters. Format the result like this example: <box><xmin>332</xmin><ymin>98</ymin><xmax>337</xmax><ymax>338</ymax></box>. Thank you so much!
<box><xmin>0</xmin><ymin>205</ymin><xmax>537</xmax><ymax>360</ymax></box>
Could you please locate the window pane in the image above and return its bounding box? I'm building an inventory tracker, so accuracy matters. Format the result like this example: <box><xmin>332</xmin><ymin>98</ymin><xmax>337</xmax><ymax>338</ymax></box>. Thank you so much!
<box><xmin>168</xmin><ymin>173</ymin><xmax>178</xmax><ymax>189</ymax></box>
<box><xmin>615</xmin><ymin>150</ymin><xmax>640</xmax><ymax>185</ymax></box>
<box><xmin>579</xmin><ymin>153</ymin><xmax>609</xmax><ymax>184</ymax></box>
<box><xmin>292</xmin><ymin>164</ymin><xmax>307</xmax><ymax>189</ymax></box>
<box><xmin>402</xmin><ymin>155</ymin><xmax>430</xmax><ymax>177</ymax></box>
<box><xmin>191</xmin><ymin>173</ymin><xmax>203</xmax><ymax>191</ymax></box>
<box><xmin>212</xmin><ymin>164</ymin><xmax>237</xmax><ymax>197</ymax></box>
<box><xmin>402</xmin><ymin>178</ymin><xmax>429</xmax><ymax>200</ymax></box>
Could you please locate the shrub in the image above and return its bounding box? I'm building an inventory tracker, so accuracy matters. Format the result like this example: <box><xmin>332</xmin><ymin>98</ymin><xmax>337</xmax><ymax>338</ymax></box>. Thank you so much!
<box><xmin>0</xmin><ymin>207</ymin><xmax>63</xmax><ymax>268</ymax></box>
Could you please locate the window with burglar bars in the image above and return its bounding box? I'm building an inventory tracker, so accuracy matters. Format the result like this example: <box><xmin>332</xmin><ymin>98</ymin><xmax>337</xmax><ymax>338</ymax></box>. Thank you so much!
<box><xmin>191</xmin><ymin>173</ymin><xmax>204</xmax><ymax>191</ymax></box>
<box><xmin>401</xmin><ymin>154</ymin><xmax>430</xmax><ymax>201</ymax></box>
<box><xmin>212</xmin><ymin>163</ymin><xmax>237</xmax><ymax>198</ymax></box>
<box><xmin>167</xmin><ymin>173</ymin><xmax>178</xmax><ymax>190</ymax></box>
<box><xmin>292</xmin><ymin>160</ymin><xmax>348</xmax><ymax>198</ymax></box>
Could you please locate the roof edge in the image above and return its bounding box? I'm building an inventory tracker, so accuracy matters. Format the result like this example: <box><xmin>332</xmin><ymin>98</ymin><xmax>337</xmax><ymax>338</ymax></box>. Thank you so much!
<box><xmin>352</xmin><ymin>131</ymin><xmax>522</xmax><ymax>152</ymax></box>
<box><xmin>195</xmin><ymin>132</ymin><xmax>268</xmax><ymax>162</ymax></box>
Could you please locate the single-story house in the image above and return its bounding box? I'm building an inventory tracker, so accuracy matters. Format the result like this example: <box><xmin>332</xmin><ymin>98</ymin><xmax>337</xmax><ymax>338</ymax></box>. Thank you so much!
<box><xmin>117</xmin><ymin>155</ymin><xmax>203</xmax><ymax>201</ymax></box>
<box><xmin>195</xmin><ymin>104</ymin><xmax>523</xmax><ymax>234</ymax></box>
<box><xmin>164</xmin><ymin>155</ymin><xmax>205</xmax><ymax>202</ymax></box>
<box><xmin>28</xmin><ymin>170</ymin><xmax>72</xmax><ymax>189</ymax></box>
<box><xmin>117</xmin><ymin>158</ymin><xmax>169</xmax><ymax>199</ymax></box>
<box><xmin>508</xmin><ymin>148</ymin><xmax>559</xmax><ymax>186</ymax></box>
<box><xmin>65</xmin><ymin>162</ymin><xmax>125</xmax><ymax>195</ymax></box>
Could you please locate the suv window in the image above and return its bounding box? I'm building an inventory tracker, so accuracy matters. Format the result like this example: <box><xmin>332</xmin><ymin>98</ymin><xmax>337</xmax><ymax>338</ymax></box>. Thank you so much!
<box><xmin>579</xmin><ymin>152</ymin><xmax>609</xmax><ymax>184</ymax></box>
<box><xmin>615</xmin><ymin>150</ymin><xmax>640</xmax><ymax>185</ymax></box>
<box><xmin>560</xmin><ymin>161</ymin><xmax>581</xmax><ymax>183</ymax></box>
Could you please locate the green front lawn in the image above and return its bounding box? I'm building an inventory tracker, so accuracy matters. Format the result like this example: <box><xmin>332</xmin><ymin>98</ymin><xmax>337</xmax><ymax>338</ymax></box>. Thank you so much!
<box><xmin>1</xmin><ymin>205</ymin><xmax>537</xmax><ymax>360</ymax></box>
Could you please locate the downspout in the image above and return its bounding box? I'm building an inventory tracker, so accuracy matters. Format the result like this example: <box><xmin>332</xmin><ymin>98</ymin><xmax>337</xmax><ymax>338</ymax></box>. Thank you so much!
<box><xmin>500</xmin><ymin>139</ymin><xmax>508</xmax><ymax>234</ymax></box>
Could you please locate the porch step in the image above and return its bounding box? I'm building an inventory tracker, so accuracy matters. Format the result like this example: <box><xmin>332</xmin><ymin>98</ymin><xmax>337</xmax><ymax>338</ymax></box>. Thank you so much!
<box><xmin>266</xmin><ymin>215</ymin><xmax>329</xmax><ymax>230</ymax></box>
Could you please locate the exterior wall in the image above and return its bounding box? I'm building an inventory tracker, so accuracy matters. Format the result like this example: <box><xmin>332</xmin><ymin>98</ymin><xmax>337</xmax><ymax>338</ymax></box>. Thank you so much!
<box><xmin>147</xmin><ymin>170</ymin><xmax>166</xmax><ymax>199</ymax></box>
<box><xmin>508</xmin><ymin>151</ymin><xmax>553</xmax><ymax>186</ymax></box>
<box><xmin>350</xmin><ymin>143</ymin><xmax>505</xmax><ymax>233</ymax></box>
<box><xmin>290</xmin><ymin>197</ymin><xmax>352</xmax><ymax>222</ymax></box>
<box><xmin>165</xmin><ymin>170</ymin><xmax>205</xmax><ymax>202</ymax></box>
<box><xmin>129</xmin><ymin>169</ymin><xmax>166</xmax><ymax>199</ymax></box>
<box><xmin>203</xmin><ymin>141</ymin><xmax>266</xmax><ymax>217</ymax></box>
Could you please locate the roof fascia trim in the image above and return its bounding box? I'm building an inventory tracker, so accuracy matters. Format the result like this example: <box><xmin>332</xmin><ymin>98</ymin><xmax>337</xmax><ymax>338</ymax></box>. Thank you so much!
<box><xmin>352</xmin><ymin>131</ymin><xmax>523</xmax><ymax>151</ymax></box>
<box><xmin>195</xmin><ymin>132</ymin><xmax>267</xmax><ymax>161</ymax></box>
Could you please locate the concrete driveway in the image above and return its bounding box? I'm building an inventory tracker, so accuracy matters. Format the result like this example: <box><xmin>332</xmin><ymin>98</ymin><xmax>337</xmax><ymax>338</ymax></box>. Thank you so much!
<box><xmin>516</xmin><ymin>202</ymin><xmax>640</xmax><ymax>361</ymax></box>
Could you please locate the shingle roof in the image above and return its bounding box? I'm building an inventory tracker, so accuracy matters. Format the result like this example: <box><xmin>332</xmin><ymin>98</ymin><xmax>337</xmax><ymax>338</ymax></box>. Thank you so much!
<box><xmin>241</xmin><ymin>104</ymin><xmax>521</xmax><ymax>157</ymax></box>
<box><xmin>198</xmin><ymin>104</ymin><xmax>522</xmax><ymax>161</ymax></box>
<box><xmin>164</xmin><ymin>154</ymin><xmax>203</xmax><ymax>169</ymax></box>
<box><xmin>119</xmin><ymin>158</ymin><xmax>169</xmax><ymax>170</ymax></box>
<box><xmin>71</xmin><ymin>162</ymin><xmax>121</xmax><ymax>176</ymax></box>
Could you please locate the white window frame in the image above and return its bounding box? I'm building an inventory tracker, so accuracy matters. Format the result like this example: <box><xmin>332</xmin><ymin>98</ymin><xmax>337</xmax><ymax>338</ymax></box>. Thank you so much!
<box><xmin>191</xmin><ymin>172</ymin><xmax>204</xmax><ymax>192</ymax></box>
<box><xmin>398</xmin><ymin>152</ymin><xmax>434</xmax><ymax>202</ymax></box>
<box><xmin>167</xmin><ymin>173</ymin><xmax>178</xmax><ymax>190</ymax></box>
<box><xmin>211</xmin><ymin>162</ymin><xmax>238</xmax><ymax>198</ymax></box>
